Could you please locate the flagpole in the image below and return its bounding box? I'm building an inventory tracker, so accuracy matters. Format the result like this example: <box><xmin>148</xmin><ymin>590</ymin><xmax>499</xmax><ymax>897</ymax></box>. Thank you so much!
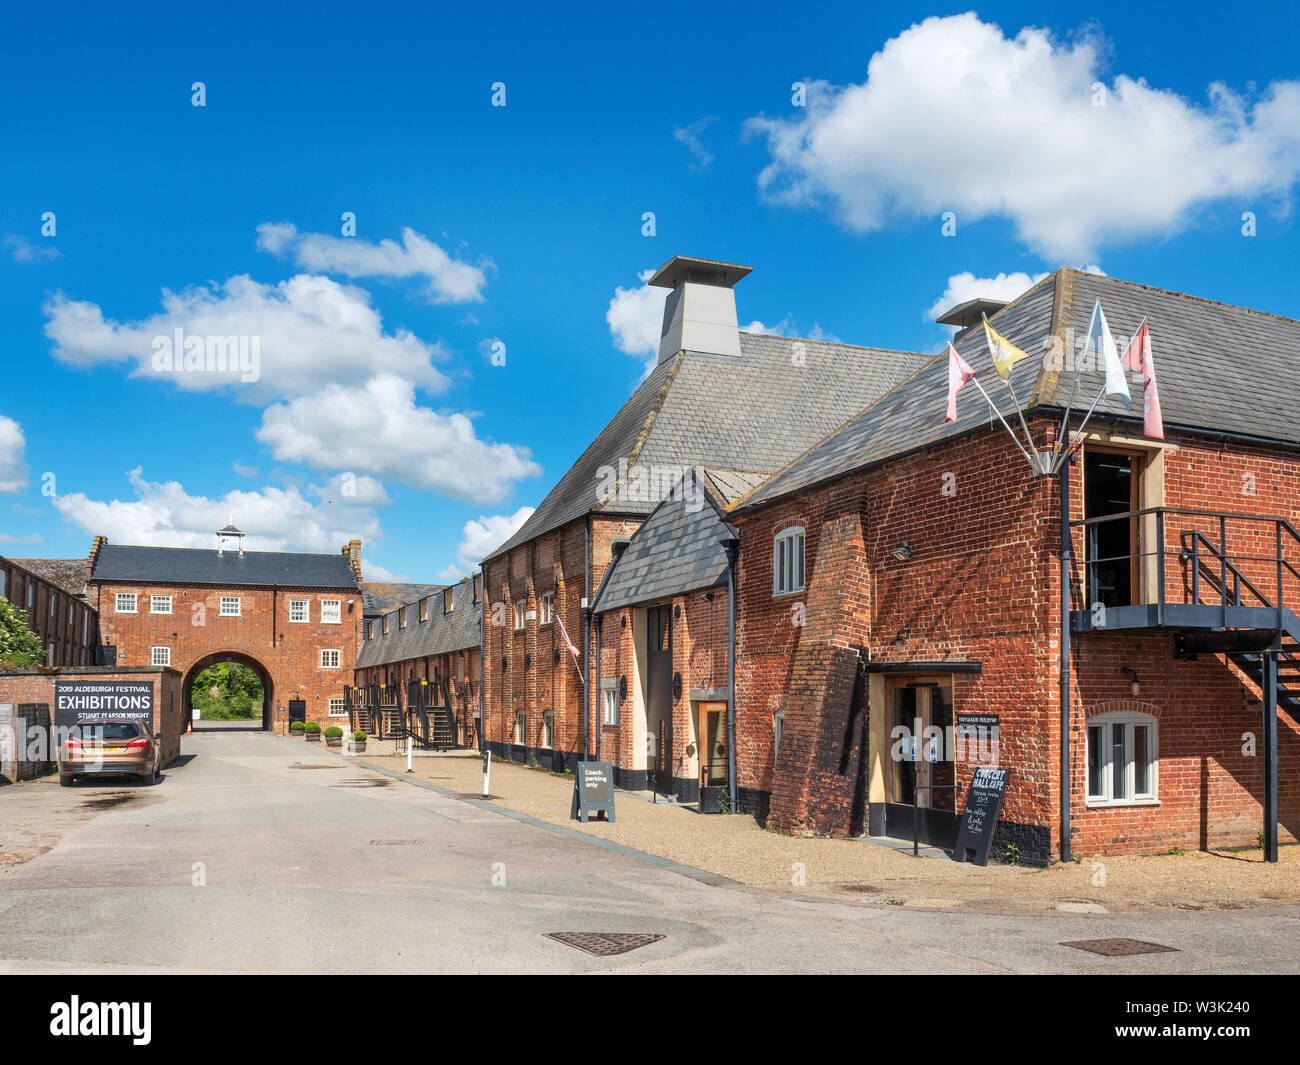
<box><xmin>982</xmin><ymin>313</ymin><xmax>1044</xmax><ymax>473</ymax></box>
<box><xmin>1052</xmin><ymin>314</ymin><xmax>1148</xmax><ymax>474</ymax></box>
<box><xmin>1052</xmin><ymin>341</ymin><xmax>1084</xmax><ymax>465</ymax></box>
<box><xmin>968</xmin><ymin>375</ymin><xmax>1041</xmax><ymax>471</ymax></box>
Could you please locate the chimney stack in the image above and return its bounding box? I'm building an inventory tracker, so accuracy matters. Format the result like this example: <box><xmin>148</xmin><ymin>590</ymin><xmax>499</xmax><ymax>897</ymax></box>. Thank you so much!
<box><xmin>343</xmin><ymin>539</ymin><xmax>363</xmax><ymax>583</ymax></box>
<box><xmin>649</xmin><ymin>255</ymin><xmax>752</xmax><ymax>366</ymax></box>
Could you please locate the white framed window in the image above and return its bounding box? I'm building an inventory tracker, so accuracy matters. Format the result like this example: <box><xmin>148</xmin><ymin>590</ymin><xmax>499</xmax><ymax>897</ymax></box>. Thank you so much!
<box><xmin>50</xmin><ymin>595</ymin><xmax>56</xmax><ymax>616</ymax></box>
<box><xmin>115</xmin><ymin>593</ymin><xmax>137</xmax><ymax>613</ymax></box>
<box><xmin>540</xmin><ymin>591</ymin><xmax>555</xmax><ymax>625</ymax></box>
<box><xmin>773</xmin><ymin>526</ymin><xmax>806</xmax><ymax>595</ymax></box>
<box><xmin>288</xmin><ymin>598</ymin><xmax>309</xmax><ymax>622</ymax></box>
<box><xmin>773</xmin><ymin>710</ymin><xmax>786</xmax><ymax>762</ymax></box>
<box><xmin>321</xmin><ymin>649</ymin><xmax>341</xmax><ymax>669</ymax></box>
<box><xmin>514</xmin><ymin>709</ymin><xmax>526</xmax><ymax>744</ymax></box>
<box><xmin>0</xmin><ymin>570</ymin><xmax>6</xmax><ymax>597</ymax></box>
<box><xmin>1086</xmin><ymin>712</ymin><xmax>1158</xmax><ymax>806</ymax></box>
<box><xmin>514</xmin><ymin>600</ymin><xmax>526</xmax><ymax>631</ymax></box>
<box><xmin>321</xmin><ymin>599</ymin><xmax>341</xmax><ymax>624</ymax></box>
<box><xmin>220</xmin><ymin>596</ymin><xmax>240</xmax><ymax>616</ymax></box>
<box><xmin>151</xmin><ymin>646</ymin><xmax>171</xmax><ymax>666</ymax></box>
<box><xmin>68</xmin><ymin>603</ymin><xmax>74</xmax><ymax>624</ymax></box>
<box><xmin>151</xmin><ymin>594</ymin><xmax>172</xmax><ymax>614</ymax></box>
<box><xmin>602</xmin><ymin>685</ymin><xmax>619</xmax><ymax>726</ymax></box>
<box><xmin>542</xmin><ymin>711</ymin><xmax>554</xmax><ymax>748</ymax></box>
<box><xmin>328</xmin><ymin>697</ymin><xmax>347</xmax><ymax>717</ymax></box>
<box><xmin>26</xmin><ymin>583</ymin><xmax>33</xmax><ymax>608</ymax></box>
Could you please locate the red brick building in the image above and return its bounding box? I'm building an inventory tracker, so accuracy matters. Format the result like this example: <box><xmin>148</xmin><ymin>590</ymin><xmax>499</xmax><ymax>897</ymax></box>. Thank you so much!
<box><xmin>352</xmin><ymin>576</ymin><xmax>482</xmax><ymax>748</ymax></box>
<box><xmin>0</xmin><ymin>555</ymin><xmax>99</xmax><ymax>666</ymax></box>
<box><xmin>482</xmin><ymin>256</ymin><xmax>1300</xmax><ymax>863</ymax></box>
<box><xmin>727</xmin><ymin>267</ymin><xmax>1300</xmax><ymax>862</ymax></box>
<box><xmin>480</xmin><ymin>255</ymin><xmax>930</xmax><ymax>780</ymax></box>
<box><xmin>87</xmin><ymin>528</ymin><xmax>363</xmax><ymax>732</ymax></box>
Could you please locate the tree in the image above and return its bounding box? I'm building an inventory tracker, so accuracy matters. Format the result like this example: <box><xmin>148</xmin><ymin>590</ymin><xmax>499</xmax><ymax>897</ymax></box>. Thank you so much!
<box><xmin>191</xmin><ymin>662</ymin><xmax>265</xmax><ymax>720</ymax></box>
<box><xmin>0</xmin><ymin>595</ymin><xmax>45</xmax><ymax>668</ymax></box>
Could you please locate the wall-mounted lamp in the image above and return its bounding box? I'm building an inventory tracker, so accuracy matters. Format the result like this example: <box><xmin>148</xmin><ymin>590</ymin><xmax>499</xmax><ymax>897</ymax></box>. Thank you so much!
<box><xmin>1121</xmin><ymin>667</ymin><xmax>1140</xmax><ymax>696</ymax></box>
<box><xmin>890</xmin><ymin>541</ymin><xmax>914</xmax><ymax>563</ymax></box>
<box><xmin>699</xmin><ymin>591</ymin><xmax>715</xmax><ymax>602</ymax></box>
<box><xmin>894</xmin><ymin>626</ymin><xmax>911</xmax><ymax>645</ymax></box>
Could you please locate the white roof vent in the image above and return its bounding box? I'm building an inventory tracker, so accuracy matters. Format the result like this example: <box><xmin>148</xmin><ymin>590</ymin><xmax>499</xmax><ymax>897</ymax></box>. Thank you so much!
<box><xmin>649</xmin><ymin>256</ymin><xmax>752</xmax><ymax>365</ymax></box>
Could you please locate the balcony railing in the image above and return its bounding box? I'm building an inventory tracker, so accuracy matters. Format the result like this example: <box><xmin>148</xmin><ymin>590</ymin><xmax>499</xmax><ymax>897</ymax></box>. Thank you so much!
<box><xmin>1071</xmin><ymin>506</ymin><xmax>1300</xmax><ymax>631</ymax></box>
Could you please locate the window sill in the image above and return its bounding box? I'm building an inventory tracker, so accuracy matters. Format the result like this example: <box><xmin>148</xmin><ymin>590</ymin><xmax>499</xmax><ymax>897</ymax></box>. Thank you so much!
<box><xmin>771</xmin><ymin>589</ymin><xmax>805</xmax><ymax>599</ymax></box>
<box><xmin>1085</xmin><ymin>798</ymin><xmax>1160</xmax><ymax>809</ymax></box>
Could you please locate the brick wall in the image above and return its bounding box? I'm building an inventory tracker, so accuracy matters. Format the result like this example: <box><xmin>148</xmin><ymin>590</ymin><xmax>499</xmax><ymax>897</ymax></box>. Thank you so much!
<box><xmin>92</xmin><ymin>582</ymin><xmax>359</xmax><ymax>733</ymax></box>
<box><xmin>0</xmin><ymin>558</ymin><xmax>99</xmax><ymax>667</ymax></box>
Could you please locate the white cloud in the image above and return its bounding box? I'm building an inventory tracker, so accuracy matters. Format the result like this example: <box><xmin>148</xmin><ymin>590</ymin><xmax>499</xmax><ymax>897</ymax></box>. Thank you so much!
<box><xmin>674</xmin><ymin>116</ymin><xmax>718</xmax><ymax>169</ymax></box>
<box><xmin>746</xmin><ymin>13</ymin><xmax>1300</xmax><ymax>259</ymax></box>
<box><xmin>43</xmin><ymin>274</ymin><xmax>450</xmax><ymax>403</ymax></box>
<box><xmin>308</xmin><ymin>472</ymin><xmax>391</xmax><ymax>507</ymax></box>
<box><xmin>926</xmin><ymin>265</ymin><xmax>1106</xmax><ymax>322</ymax></box>
<box><xmin>257</xmin><ymin>374</ymin><xmax>541</xmax><ymax>505</ymax></box>
<box><xmin>606</xmin><ymin>269</ymin><xmax>667</xmax><ymax>378</ymax></box>
<box><xmin>0</xmin><ymin>533</ymin><xmax>41</xmax><ymax>545</ymax></box>
<box><xmin>51</xmin><ymin>467</ymin><xmax>385</xmax><ymax>553</ymax></box>
<box><xmin>6</xmin><ymin>235</ymin><xmax>61</xmax><ymax>263</ymax></box>
<box><xmin>741</xmin><ymin>317</ymin><xmax>840</xmax><ymax>343</ymax></box>
<box><xmin>435</xmin><ymin>506</ymin><xmax>535</xmax><ymax>581</ymax></box>
<box><xmin>231</xmin><ymin>462</ymin><xmax>259</xmax><ymax>479</ymax></box>
<box><xmin>0</xmin><ymin>416</ymin><xmax>27</xmax><ymax>493</ymax></box>
<box><xmin>256</xmin><ymin>223</ymin><xmax>489</xmax><ymax>304</ymax></box>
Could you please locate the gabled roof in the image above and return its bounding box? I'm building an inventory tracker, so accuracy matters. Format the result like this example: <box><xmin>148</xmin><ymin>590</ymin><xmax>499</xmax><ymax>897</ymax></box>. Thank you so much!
<box><xmin>88</xmin><ymin>544</ymin><xmax>360</xmax><ymax>590</ymax></box>
<box><xmin>595</xmin><ymin>480</ymin><xmax>737</xmax><ymax>613</ymax></box>
<box><xmin>488</xmin><ymin>332</ymin><xmax>930</xmax><ymax>559</ymax></box>
<box><xmin>731</xmin><ymin>268</ymin><xmax>1300</xmax><ymax>513</ymax></box>
<box><xmin>5</xmin><ymin>558</ymin><xmax>91</xmax><ymax>601</ymax></box>
<box><xmin>355</xmin><ymin>578</ymin><xmax>480</xmax><ymax>668</ymax></box>
<box><xmin>361</xmin><ymin>582</ymin><xmax>445</xmax><ymax>618</ymax></box>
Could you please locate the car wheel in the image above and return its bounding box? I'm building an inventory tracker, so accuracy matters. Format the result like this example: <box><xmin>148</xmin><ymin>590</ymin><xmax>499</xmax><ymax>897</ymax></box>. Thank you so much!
<box><xmin>59</xmin><ymin>773</ymin><xmax>73</xmax><ymax>787</ymax></box>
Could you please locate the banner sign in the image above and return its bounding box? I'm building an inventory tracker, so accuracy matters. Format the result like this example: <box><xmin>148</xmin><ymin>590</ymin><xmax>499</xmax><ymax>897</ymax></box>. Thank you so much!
<box><xmin>53</xmin><ymin>681</ymin><xmax>155</xmax><ymax>729</ymax></box>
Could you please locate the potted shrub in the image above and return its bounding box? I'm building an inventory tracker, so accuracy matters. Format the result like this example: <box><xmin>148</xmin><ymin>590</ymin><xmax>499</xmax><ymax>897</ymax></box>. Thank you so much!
<box><xmin>289</xmin><ymin>720</ymin><xmax>306</xmax><ymax>738</ymax></box>
<box><xmin>324</xmin><ymin>725</ymin><xmax>344</xmax><ymax>748</ymax></box>
<box><xmin>305</xmin><ymin>721</ymin><xmax>321</xmax><ymax>742</ymax></box>
<box><xmin>349</xmin><ymin>730</ymin><xmax>367</xmax><ymax>754</ymax></box>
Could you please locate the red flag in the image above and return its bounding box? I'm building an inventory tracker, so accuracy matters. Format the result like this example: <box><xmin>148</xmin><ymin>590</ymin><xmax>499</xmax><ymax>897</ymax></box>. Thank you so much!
<box><xmin>1121</xmin><ymin>321</ymin><xmax>1164</xmax><ymax>440</ymax></box>
<box><xmin>555</xmin><ymin>614</ymin><xmax>581</xmax><ymax>664</ymax></box>
<box><xmin>944</xmin><ymin>342</ymin><xmax>976</xmax><ymax>423</ymax></box>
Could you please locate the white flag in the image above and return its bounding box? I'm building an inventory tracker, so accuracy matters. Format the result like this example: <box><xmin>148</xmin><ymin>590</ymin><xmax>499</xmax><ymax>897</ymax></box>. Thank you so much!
<box><xmin>1084</xmin><ymin>299</ymin><xmax>1130</xmax><ymax>409</ymax></box>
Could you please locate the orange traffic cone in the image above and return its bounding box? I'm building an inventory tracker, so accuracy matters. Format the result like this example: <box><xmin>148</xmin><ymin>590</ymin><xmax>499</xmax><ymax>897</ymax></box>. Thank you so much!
<box><xmin>186</xmin><ymin>720</ymin><xmax>193</xmax><ymax>735</ymax></box>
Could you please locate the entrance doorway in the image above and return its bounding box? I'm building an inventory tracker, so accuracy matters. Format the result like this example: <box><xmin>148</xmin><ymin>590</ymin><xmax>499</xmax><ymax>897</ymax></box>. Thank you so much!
<box><xmin>1084</xmin><ymin>448</ymin><xmax>1142</xmax><ymax>608</ymax></box>
<box><xmin>183</xmin><ymin>651</ymin><xmax>274</xmax><ymax>731</ymax></box>
<box><xmin>884</xmin><ymin>679</ymin><xmax>956</xmax><ymax>848</ymax></box>
<box><xmin>697</xmin><ymin>701</ymin><xmax>728</xmax><ymax>791</ymax></box>
<box><xmin>645</xmin><ymin>605</ymin><xmax>673</xmax><ymax>793</ymax></box>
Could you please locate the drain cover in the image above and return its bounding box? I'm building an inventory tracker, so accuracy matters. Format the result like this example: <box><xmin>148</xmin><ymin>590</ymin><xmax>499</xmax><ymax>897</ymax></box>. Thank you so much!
<box><xmin>369</xmin><ymin>839</ymin><xmax>422</xmax><ymax>846</ymax></box>
<box><xmin>1062</xmin><ymin>938</ymin><xmax>1179</xmax><ymax>957</ymax></box>
<box><xmin>544</xmin><ymin>932</ymin><xmax>665</xmax><ymax>957</ymax></box>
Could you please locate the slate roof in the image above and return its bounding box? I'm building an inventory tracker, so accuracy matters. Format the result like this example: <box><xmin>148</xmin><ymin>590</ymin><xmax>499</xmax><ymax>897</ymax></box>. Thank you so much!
<box><xmin>355</xmin><ymin>579</ymin><xmax>481</xmax><ymax>668</ymax></box>
<box><xmin>488</xmin><ymin>332</ymin><xmax>930</xmax><ymax>559</ymax></box>
<box><xmin>6</xmin><ymin>558</ymin><xmax>91</xmax><ymax>601</ymax></box>
<box><xmin>88</xmin><ymin>544</ymin><xmax>360</xmax><ymax>589</ymax></box>
<box><xmin>595</xmin><ymin>481</ymin><xmax>738</xmax><ymax>613</ymax></box>
<box><xmin>732</xmin><ymin>268</ymin><xmax>1300</xmax><ymax>513</ymax></box>
<box><xmin>361</xmin><ymin>582</ymin><xmax>445</xmax><ymax>618</ymax></box>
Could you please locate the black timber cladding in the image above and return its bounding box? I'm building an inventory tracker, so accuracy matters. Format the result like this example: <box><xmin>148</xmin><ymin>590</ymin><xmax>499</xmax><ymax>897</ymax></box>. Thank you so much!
<box><xmin>595</xmin><ymin>485</ymin><xmax>737</xmax><ymax>613</ymax></box>
<box><xmin>89</xmin><ymin>544</ymin><xmax>359</xmax><ymax>589</ymax></box>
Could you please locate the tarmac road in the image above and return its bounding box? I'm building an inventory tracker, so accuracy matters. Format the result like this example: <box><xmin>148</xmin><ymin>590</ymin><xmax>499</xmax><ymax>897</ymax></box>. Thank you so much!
<box><xmin>0</xmin><ymin>725</ymin><xmax>1296</xmax><ymax>974</ymax></box>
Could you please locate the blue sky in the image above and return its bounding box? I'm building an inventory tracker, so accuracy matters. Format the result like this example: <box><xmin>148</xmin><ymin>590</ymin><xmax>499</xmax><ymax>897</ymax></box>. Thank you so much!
<box><xmin>3</xmin><ymin>1</ymin><xmax>1299</xmax><ymax>580</ymax></box>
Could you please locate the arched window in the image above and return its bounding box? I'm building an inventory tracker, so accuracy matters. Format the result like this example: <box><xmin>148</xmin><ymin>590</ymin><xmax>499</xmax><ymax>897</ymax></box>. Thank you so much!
<box><xmin>773</xmin><ymin>526</ymin><xmax>806</xmax><ymax>595</ymax></box>
<box><xmin>1085</xmin><ymin>711</ymin><xmax>1158</xmax><ymax>806</ymax></box>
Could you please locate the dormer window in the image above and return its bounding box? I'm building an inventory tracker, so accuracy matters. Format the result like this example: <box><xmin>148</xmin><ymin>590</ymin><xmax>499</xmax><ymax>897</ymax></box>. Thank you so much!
<box><xmin>444</xmin><ymin>586</ymin><xmax>455</xmax><ymax>614</ymax></box>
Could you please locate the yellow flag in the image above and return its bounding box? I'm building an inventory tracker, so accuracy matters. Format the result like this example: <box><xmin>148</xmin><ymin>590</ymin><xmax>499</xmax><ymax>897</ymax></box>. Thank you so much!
<box><xmin>982</xmin><ymin>315</ymin><xmax>1033</xmax><ymax>382</ymax></box>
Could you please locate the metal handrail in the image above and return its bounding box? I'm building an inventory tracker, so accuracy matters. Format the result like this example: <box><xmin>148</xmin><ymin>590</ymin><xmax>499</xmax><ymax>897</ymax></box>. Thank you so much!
<box><xmin>1071</xmin><ymin>506</ymin><xmax>1300</xmax><ymax>626</ymax></box>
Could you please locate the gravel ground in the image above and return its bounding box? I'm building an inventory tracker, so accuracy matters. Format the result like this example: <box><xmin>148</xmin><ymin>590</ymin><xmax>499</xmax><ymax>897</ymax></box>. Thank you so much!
<box><xmin>361</xmin><ymin>753</ymin><xmax>1300</xmax><ymax>915</ymax></box>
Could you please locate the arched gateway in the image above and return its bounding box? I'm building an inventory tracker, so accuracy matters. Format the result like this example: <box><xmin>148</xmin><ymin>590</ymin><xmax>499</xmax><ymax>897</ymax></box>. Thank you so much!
<box><xmin>87</xmin><ymin>529</ymin><xmax>363</xmax><ymax>733</ymax></box>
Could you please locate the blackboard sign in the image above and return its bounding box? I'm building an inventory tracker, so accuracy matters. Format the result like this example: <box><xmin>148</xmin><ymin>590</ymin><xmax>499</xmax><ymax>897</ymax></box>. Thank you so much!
<box><xmin>53</xmin><ymin>680</ymin><xmax>154</xmax><ymax>729</ymax></box>
<box><xmin>953</xmin><ymin>766</ymin><xmax>1009</xmax><ymax>866</ymax></box>
<box><xmin>570</xmin><ymin>760</ymin><xmax>615</xmax><ymax>823</ymax></box>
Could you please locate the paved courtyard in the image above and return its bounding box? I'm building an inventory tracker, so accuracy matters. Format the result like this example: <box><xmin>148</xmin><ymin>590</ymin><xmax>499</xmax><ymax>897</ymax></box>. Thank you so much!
<box><xmin>0</xmin><ymin>727</ymin><xmax>1297</xmax><ymax>974</ymax></box>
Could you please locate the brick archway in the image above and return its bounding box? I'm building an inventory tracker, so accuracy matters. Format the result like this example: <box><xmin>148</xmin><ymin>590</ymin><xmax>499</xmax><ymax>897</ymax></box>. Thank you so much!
<box><xmin>1082</xmin><ymin>698</ymin><xmax>1163</xmax><ymax>719</ymax></box>
<box><xmin>183</xmin><ymin>650</ymin><xmax>275</xmax><ymax>731</ymax></box>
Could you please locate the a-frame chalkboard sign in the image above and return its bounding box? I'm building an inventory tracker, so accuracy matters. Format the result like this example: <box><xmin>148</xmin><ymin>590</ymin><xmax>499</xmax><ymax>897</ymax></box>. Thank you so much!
<box><xmin>570</xmin><ymin>760</ymin><xmax>616</xmax><ymax>823</ymax></box>
<box><xmin>953</xmin><ymin>767</ymin><xmax>1009</xmax><ymax>865</ymax></box>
